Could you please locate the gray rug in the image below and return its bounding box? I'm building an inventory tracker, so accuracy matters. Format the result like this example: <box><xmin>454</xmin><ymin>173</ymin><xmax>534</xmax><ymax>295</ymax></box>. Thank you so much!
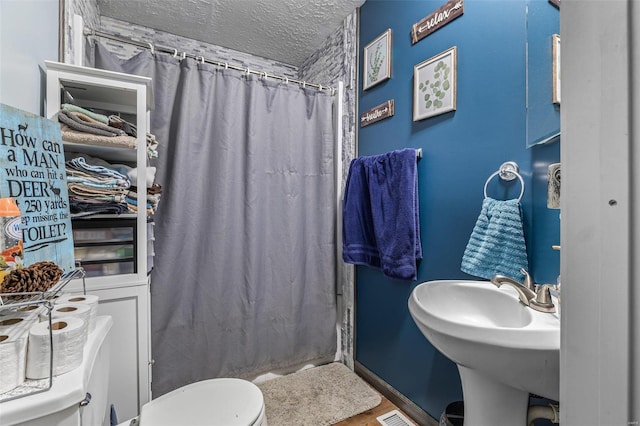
<box><xmin>258</xmin><ymin>362</ymin><xmax>382</xmax><ymax>425</ymax></box>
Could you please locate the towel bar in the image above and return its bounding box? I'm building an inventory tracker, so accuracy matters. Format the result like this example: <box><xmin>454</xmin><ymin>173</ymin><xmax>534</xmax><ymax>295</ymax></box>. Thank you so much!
<box><xmin>483</xmin><ymin>161</ymin><xmax>525</xmax><ymax>202</ymax></box>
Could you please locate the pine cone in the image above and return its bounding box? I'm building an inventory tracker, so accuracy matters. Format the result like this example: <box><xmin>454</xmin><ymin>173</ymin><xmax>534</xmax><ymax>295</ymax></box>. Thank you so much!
<box><xmin>1</xmin><ymin>262</ymin><xmax>63</xmax><ymax>296</ymax></box>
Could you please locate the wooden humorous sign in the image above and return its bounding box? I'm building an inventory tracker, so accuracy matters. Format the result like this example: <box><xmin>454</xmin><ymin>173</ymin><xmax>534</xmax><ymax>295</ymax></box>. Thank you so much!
<box><xmin>0</xmin><ymin>104</ymin><xmax>75</xmax><ymax>272</ymax></box>
<box><xmin>360</xmin><ymin>100</ymin><xmax>395</xmax><ymax>127</ymax></box>
<box><xmin>411</xmin><ymin>0</ymin><xmax>464</xmax><ymax>44</ymax></box>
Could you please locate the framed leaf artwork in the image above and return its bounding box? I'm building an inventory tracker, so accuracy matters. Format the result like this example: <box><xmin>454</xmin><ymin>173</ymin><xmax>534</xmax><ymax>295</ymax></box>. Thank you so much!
<box><xmin>363</xmin><ymin>29</ymin><xmax>392</xmax><ymax>90</ymax></box>
<box><xmin>413</xmin><ymin>46</ymin><xmax>457</xmax><ymax>121</ymax></box>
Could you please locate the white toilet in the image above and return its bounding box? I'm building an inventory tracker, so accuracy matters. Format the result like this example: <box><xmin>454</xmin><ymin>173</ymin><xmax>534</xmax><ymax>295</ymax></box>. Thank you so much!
<box><xmin>126</xmin><ymin>377</ymin><xmax>267</xmax><ymax>426</ymax></box>
<box><xmin>0</xmin><ymin>313</ymin><xmax>266</xmax><ymax>426</ymax></box>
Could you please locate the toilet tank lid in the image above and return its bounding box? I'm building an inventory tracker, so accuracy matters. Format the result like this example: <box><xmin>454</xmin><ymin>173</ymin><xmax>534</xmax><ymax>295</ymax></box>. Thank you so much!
<box><xmin>141</xmin><ymin>378</ymin><xmax>264</xmax><ymax>426</ymax></box>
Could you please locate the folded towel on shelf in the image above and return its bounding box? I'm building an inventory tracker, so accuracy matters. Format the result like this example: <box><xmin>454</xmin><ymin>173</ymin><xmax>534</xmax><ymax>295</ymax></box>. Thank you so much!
<box><xmin>70</xmin><ymin>199</ymin><xmax>129</xmax><ymax>215</ymax></box>
<box><xmin>108</xmin><ymin>116</ymin><xmax>160</xmax><ymax>159</ymax></box>
<box><xmin>66</xmin><ymin>157</ymin><xmax>130</xmax><ymax>186</ymax></box>
<box><xmin>60</xmin><ymin>124</ymin><xmax>137</xmax><ymax>149</ymax></box>
<box><xmin>59</xmin><ymin>109</ymin><xmax>125</xmax><ymax>136</ymax></box>
<box><xmin>67</xmin><ymin>175</ymin><xmax>130</xmax><ymax>189</ymax></box>
<box><xmin>125</xmin><ymin>196</ymin><xmax>153</xmax><ymax>210</ymax></box>
<box><xmin>461</xmin><ymin>197</ymin><xmax>529</xmax><ymax>280</ymax></box>
<box><xmin>67</xmin><ymin>156</ymin><xmax>128</xmax><ymax>179</ymax></box>
<box><xmin>67</xmin><ymin>183</ymin><xmax>127</xmax><ymax>197</ymax></box>
<box><xmin>127</xmin><ymin>188</ymin><xmax>160</xmax><ymax>206</ymax></box>
<box><xmin>146</xmin><ymin>133</ymin><xmax>158</xmax><ymax>159</ymax></box>
<box><xmin>109</xmin><ymin>115</ymin><xmax>137</xmax><ymax>137</ymax></box>
<box><xmin>147</xmin><ymin>183</ymin><xmax>162</xmax><ymax>195</ymax></box>
<box><xmin>118</xmin><ymin>165</ymin><xmax>156</xmax><ymax>188</ymax></box>
<box><xmin>62</xmin><ymin>103</ymin><xmax>109</xmax><ymax>124</ymax></box>
<box><xmin>69</xmin><ymin>194</ymin><xmax>126</xmax><ymax>203</ymax></box>
<box><xmin>342</xmin><ymin>148</ymin><xmax>421</xmax><ymax>281</ymax></box>
<box><xmin>65</xmin><ymin>152</ymin><xmax>131</xmax><ymax>178</ymax></box>
<box><xmin>70</xmin><ymin>111</ymin><xmax>110</xmax><ymax>126</ymax></box>
<box><xmin>125</xmin><ymin>202</ymin><xmax>154</xmax><ymax>215</ymax></box>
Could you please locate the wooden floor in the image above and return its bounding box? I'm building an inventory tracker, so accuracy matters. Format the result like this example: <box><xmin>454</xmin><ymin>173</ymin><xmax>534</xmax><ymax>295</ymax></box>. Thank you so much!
<box><xmin>334</xmin><ymin>392</ymin><xmax>418</xmax><ymax>426</ymax></box>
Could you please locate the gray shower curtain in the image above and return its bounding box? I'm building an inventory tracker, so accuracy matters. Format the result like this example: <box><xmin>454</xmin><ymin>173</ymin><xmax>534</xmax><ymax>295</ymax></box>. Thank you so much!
<box><xmin>93</xmin><ymin>43</ymin><xmax>337</xmax><ymax>396</ymax></box>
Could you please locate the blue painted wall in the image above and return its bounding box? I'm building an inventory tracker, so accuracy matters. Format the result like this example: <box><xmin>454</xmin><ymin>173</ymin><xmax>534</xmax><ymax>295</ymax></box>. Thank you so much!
<box><xmin>356</xmin><ymin>0</ymin><xmax>560</xmax><ymax>419</ymax></box>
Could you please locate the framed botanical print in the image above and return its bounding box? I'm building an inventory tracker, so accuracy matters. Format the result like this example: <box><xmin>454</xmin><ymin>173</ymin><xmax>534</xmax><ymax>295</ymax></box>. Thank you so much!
<box><xmin>363</xmin><ymin>29</ymin><xmax>392</xmax><ymax>90</ymax></box>
<box><xmin>413</xmin><ymin>46</ymin><xmax>457</xmax><ymax>121</ymax></box>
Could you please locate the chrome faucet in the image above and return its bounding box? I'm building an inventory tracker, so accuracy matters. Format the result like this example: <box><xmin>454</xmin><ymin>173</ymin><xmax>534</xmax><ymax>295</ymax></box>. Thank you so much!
<box><xmin>491</xmin><ymin>269</ymin><xmax>556</xmax><ymax>313</ymax></box>
<box><xmin>491</xmin><ymin>274</ymin><xmax>536</xmax><ymax>306</ymax></box>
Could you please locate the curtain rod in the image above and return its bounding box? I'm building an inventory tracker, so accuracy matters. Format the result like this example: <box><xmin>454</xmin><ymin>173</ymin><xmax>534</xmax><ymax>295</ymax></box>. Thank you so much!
<box><xmin>85</xmin><ymin>29</ymin><xmax>335</xmax><ymax>94</ymax></box>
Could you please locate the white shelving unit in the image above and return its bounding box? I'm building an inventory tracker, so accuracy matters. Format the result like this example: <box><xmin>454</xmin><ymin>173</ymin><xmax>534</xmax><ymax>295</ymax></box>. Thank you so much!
<box><xmin>44</xmin><ymin>61</ymin><xmax>153</xmax><ymax>422</ymax></box>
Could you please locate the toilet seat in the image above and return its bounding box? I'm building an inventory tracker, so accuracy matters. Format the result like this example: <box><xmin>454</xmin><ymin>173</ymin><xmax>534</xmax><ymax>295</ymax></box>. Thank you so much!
<box><xmin>140</xmin><ymin>378</ymin><xmax>265</xmax><ymax>425</ymax></box>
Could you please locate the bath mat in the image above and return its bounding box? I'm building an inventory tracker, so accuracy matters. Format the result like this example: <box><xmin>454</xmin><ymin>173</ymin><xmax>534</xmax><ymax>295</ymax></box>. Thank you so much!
<box><xmin>258</xmin><ymin>362</ymin><xmax>382</xmax><ymax>425</ymax></box>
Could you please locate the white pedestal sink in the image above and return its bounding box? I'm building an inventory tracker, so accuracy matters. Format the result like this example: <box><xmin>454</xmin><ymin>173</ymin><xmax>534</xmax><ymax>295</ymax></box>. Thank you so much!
<box><xmin>408</xmin><ymin>280</ymin><xmax>559</xmax><ymax>426</ymax></box>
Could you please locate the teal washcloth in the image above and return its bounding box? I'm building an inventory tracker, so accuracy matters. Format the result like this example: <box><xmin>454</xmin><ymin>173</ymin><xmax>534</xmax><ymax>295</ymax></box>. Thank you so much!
<box><xmin>461</xmin><ymin>197</ymin><xmax>529</xmax><ymax>280</ymax></box>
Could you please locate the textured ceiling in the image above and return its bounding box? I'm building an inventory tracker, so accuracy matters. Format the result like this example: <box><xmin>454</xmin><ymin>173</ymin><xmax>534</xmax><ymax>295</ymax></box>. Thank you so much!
<box><xmin>96</xmin><ymin>0</ymin><xmax>364</xmax><ymax>67</ymax></box>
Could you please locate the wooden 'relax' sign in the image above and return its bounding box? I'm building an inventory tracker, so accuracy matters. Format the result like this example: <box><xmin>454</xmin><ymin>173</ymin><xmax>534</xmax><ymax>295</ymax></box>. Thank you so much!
<box><xmin>360</xmin><ymin>100</ymin><xmax>394</xmax><ymax>127</ymax></box>
<box><xmin>411</xmin><ymin>0</ymin><xmax>464</xmax><ymax>44</ymax></box>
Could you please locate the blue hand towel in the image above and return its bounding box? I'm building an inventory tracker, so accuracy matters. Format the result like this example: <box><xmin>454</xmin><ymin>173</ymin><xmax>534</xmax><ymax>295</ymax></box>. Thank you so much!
<box><xmin>461</xmin><ymin>197</ymin><xmax>529</xmax><ymax>281</ymax></box>
<box><xmin>342</xmin><ymin>149</ymin><xmax>422</xmax><ymax>280</ymax></box>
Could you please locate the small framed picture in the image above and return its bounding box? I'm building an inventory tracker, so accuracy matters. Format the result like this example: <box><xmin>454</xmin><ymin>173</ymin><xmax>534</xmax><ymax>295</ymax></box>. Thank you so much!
<box><xmin>413</xmin><ymin>46</ymin><xmax>457</xmax><ymax>121</ymax></box>
<box><xmin>552</xmin><ymin>34</ymin><xmax>561</xmax><ymax>104</ymax></box>
<box><xmin>363</xmin><ymin>29</ymin><xmax>392</xmax><ymax>90</ymax></box>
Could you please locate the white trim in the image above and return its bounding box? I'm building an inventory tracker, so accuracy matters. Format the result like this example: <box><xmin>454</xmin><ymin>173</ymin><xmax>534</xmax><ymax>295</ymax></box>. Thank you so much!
<box><xmin>334</xmin><ymin>81</ymin><xmax>345</xmax><ymax>366</ymax></box>
<box><xmin>72</xmin><ymin>14</ymin><xmax>84</xmax><ymax>66</ymax></box>
<box><xmin>335</xmin><ymin>81</ymin><xmax>344</xmax><ymax>296</ymax></box>
<box><xmin>561</xmin><ymin>1</ymin><xmax>637</xmax><ymax>423</ymax></box>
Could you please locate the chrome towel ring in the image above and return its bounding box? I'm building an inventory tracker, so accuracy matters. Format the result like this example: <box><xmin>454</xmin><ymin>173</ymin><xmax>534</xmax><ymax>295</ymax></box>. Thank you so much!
<box><xmin>483</xmin><ymin>161</ymin><xmax>525</xmax><ymax>202</ymax></box>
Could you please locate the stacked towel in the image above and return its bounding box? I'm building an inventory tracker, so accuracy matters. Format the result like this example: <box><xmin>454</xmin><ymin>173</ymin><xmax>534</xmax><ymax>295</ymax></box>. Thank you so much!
<box><xmin>62</xmin><ymin>103</ymin><xmax>109</xmax><ymax>124</ymax></box>
<box><xmin>64</xmin><ymin>152</ymin><xmax>162</xmax><ymax>216</ymax></box>
<box><xmin>58</xmin><ymin>110</ymin><xmax>126</xmax><ymax>137</ymax></box>
<box><xmin>59</xmin><ymin>123</ymin><xmax>137</xmax><ymax>149</ymax></box>
<box><xmin>126</xmin><ymin>186</ymin><xmax>161</xmax><ymax>215</ymax></box>
<box><xmin>109</xmin><ymin>115</ymin><xmax>137</xmax><ymax>137</ymax></box>
<box><xmin>65</xmin><ymin>156</ymin><xmax>130</xmax><ymax>216</ymax></box>
<box><xmin>460</xmin><ymin>197</ymin><xmax>529</xmax><ymax>280</ymax></box>
<box><xmin>109</xmin><ymin>115</ymin><xmax>158</xmax><ymax>159</ymax></box>
<box><xmin>58</xmin><ymin>105</ymin><xmax>159</xmax><ymax>158</ymax></box>
<box><xmin>342</xmin><ymin>149</ymin><xmax>421</xmax><ymax>281</ymax></box>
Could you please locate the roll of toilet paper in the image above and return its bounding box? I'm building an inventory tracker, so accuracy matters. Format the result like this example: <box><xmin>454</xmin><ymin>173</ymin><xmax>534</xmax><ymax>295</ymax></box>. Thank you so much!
<box><xmin>43</xmin><ymin>303</ymin><xmax>92</xmax><ymax>332</ymax></box>
<box><xmin>0</xmin><ymin>332</ymin><xmax>28</xmax><ymax>394</ymax></box>
<box><xmin>0</xmin><ymin>313</ymin><xmax>39</xmax><ymax>337</ymax></box>
<box><xmin>12</xmin><ymin>304</ymin><xmax>47</xmax><ymax>318</ymax></box>
<box><xmin>26</xmin><ymin>316</ymin><xmax>88</xmax><ymax>379</ymax></box>
<box><xmin>55</xmin><ymin>294</ymin><xmax>99</xmax><ymax>332</ymax></box>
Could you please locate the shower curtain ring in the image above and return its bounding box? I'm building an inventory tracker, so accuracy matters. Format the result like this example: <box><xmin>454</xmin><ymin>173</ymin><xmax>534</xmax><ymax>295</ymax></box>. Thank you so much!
<box><xmin>198</xmin><ymin>56</ymin><xmax>205</xmax><ymax>64</ymax></box>
<box><xmin>262</xmin><ymin>72</ymin><xmax>268</xmax><ymax>80</ymax></box>
<box><xmin>246</xmin><ymin>67</ymin><xmax>251</xmax><ymax>76</ymax></box>
<box><xmin>284</xmin><ymin>77</ymin><xmax>289</xmax><ymax>84</ymax></box>
<box><xmin>225</xmin><ymin>62</ymin><xmax>229</xmax><ymax>69</ymax></box>
<box><xmin>172</xmin><ymin>48</ymin><xmax>178</xmax><ymax>58</ymax></box>
<box><xmin>318</xmin><ymin>84</ymin><xmax>323</xmax><ymax>91</ymax></box>
<box><xmin>181</xmin><ymin>51</ymin><xmax>186</xmax><ymax>60</ymax></box>
<box><xmin>147</xmin><ymin>43</ymin><xmax>155</xmax><ymax>55</ymax></box>
<box><xmin>302</xmin><ymin>81</ymin><xmax>306</xmax><ymax>88</ymax></box>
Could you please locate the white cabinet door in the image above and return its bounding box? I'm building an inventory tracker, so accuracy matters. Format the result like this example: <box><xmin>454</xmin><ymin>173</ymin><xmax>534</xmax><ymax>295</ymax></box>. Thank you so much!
<box><xmin>69</xmin><ymin>283</ymin><xmax>151</xmax><ymax>422</ymax></box>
